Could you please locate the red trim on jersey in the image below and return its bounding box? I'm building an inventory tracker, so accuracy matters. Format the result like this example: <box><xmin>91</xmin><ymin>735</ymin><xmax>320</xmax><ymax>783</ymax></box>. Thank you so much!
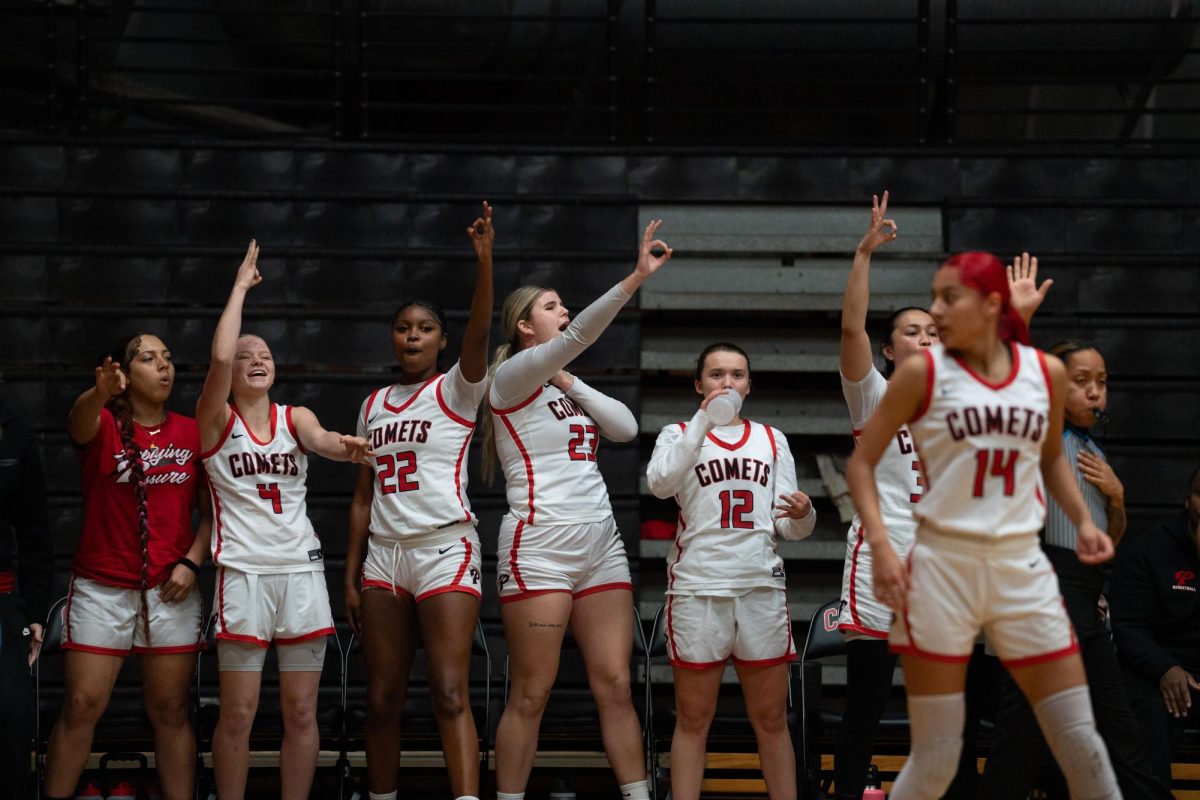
<box><xmin>490</xmin><ymin>385</ymin><xmax>544</xmax><ymax>415</ymax></box>
<box><xmin>498</xmin><ymin>414</ymin><xmax>536</xmax><ymax>523</ymax></box>
<box><xmin>765</xmin><ymin>424</ymin><xmax>778</xmax><ymax>461</ymax></box>
<box><xmin>62</xmin><ymin>641</ymin><xmax>131</xmax><ymax>656</ymax></box>
<box><xmin>847</xmin><ymin>522</ymin><xmax>866</xmax><ymax>626</ymax></box>
<box><xmin>951</xmin><ymin>341</ymin><xmax>1021</xmax><ymax>391</ymax></box>
<box><xmin>499</xmin><ymin>588</ymin><xmax>571</xmax><ymax>604</ymax></box>
<box><xmin>132</xmin><ymin>642</ymin><xmax>205</xmax><ymax>655</ymax></box>
<box><xmin>450</xmin><ymin>537</ymin><xmax>473</xmax><ymax>586</ymax></box>
<box><xmin>707</xmin><ymin>419</ymin><xmax>751</xmax><ymax>451</ymax></box>
<box><xmin>360</xmin><ymin>578</ymin><xmax>413</xmax><ymax>598</ymax></box>
<box><xmin>210</xmin><ymin>484</ymin><xmax>226</xmax><ymax>564</ymax></box>
<box><xmin>837</xmin><ymin>623</ymin><xmax>889</xmax><ymax>639</ymax></box>
<box><xmin>274</xmin><ymin>627</ymin><xmax>335</xmax><ymax>646</ymax></box>
<box><xmin>573</xmin><ymin>582</ymin><xmax>633</xmax><ymax>599</ymax></box>
<box><xmin>911</xmin><ymin>349</ymin><xmax>936</xmax><ymax>423</ymax></box>
<box><xmin>417</xmin><ymin>584</ymin><xmax>482</xmax><ymax>603</ymax></box>
<box><xmin>666</xmin><ymin>518</ymin><xmax>686</xmax><ymax>591</ymax></box>
<box><xmin>732</xmin><ymin>652</ymin><xmax>798</xmax><ymax>667</ymax></box>
<box><xmin>231</xmin><ymin>403</ymin><xmax>278</xmax><ymax>446</ymax></box>
<box><xmin>509</xmin><ymin>519</ymin><xmax>529</xmax><ymax>592</ymax></box>
<box><xmin>0</xmin><ymin>570</ymin><xmax>14</xmax><ymax>593</ymax></box>
<box><xmin>1036</xmin><ymin>484</ymin><xmax>1045</xmax><ymax>506</ymax></box>
<box><xmin>285</xmin><ymin>405</ymin><xmax>307</xmax><ymax>454</ymax></box>
<box><xmin>452</xmin><ymin>429</ymin><xmax>474</xmax><ymax>523</ymax></box>
<box><xmin>382</xmin><ymin>374</ymin><xmax>439</xmax><ymax>414</ymax></box>
<box><xmin>1001</xmin><ymin>642</ymin><xmax>1080</xmax><ymax>669</ymax></box>
<box><xmin>1035</xmin><ymin>348</ymin><xmax>1054</xmax><ymax>404</ymax></box>
<box><xmin>363</xmin><ymin>388</ymin><xmax>384</xmax><ymax>426</ymax></box>
<box><xmin>200</xmin><ymin>412</ymin><xmax>237</xmax><ymax>460</ymax></box>
<box><xmin>435</xmin><ymin>377</ymin><xmax>477</xmax><ymax>428</ymax></box>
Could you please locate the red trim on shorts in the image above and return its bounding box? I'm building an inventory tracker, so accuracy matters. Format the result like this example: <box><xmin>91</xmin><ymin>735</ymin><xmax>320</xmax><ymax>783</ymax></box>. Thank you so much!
<box><xmin>764</xmin><ymin>424</ymin><xmax>777</xmax><ymax>461</ymax></box>
<box><xmin>275</xmin><ymin>627</ymin><xmax>334</xmax><ymax>646</ymax></box>
<box><xmin>382</xmin><ymin>374</ymin><xmax>439</xmax><ymax>414</ymax></box>
<box><xmin>911</xmin><ymin>349</ymin><xmax>936</xmax><ymax>422</ymax></box>
<box><xmin>62</xmin><ymin>642</ymin><xmax>131</xmax><ymax>657</ymax></box>
<box><xmin>417</xmin><ymin>585</ymin><xmax>482</xmax><ymax>603</ymax></box>
<box><xmin>450</xmin><ymin>536</ymin><xmax>473</xmax><ymax>585</ymax></box>
<box><xmin>217</xmin><ymin>631</ymin><xmax>271</xmax><ymax>648</ymax></box>
<box><xmin>707</xmin><ymin>419</ymin><xmax>751</xmax><ymax>451</ymax></box>
<box><xmin>732</xmin><ymin>653</ymin><xmax>798</xmax><ymax>668</ymax></box>
<box><xmin>231</xmin><ymin>402</ymin><xmax>278</xmax><ymax>446</ymax></box>
<box><xmin>435</xmin><ymin>377</ymin><xmax>477</xmax><ymax>428</ymax></box>
<box><xmin>847</xmin><ymin>521</ymin><xmax>866</xmax><ymax>627</ymax></box>
<box><xmin>951</xmin><ymin>341</ymin><xmax>1021</xmax><ymax>391</ymax></box>
<box><xmin>509</xmin><ymin>520</ymin><xmax>529</xmax><ymax>592</ymax></box>
<box><xmin>498</xmin><ymin>414</ymin><xmax>536</xmax><ymax>523</ymax></box>
<box><xmin>669</xmin><ymin>657</ymin><xmax>727</xmax><ymax>670</ymax></box>
<box><xmin>64</xmin><ymin>575</ymin><xmax>76</xmax><ymax>644</ymax></box>
<box><xmin>499</xmin><ymin>587</ymin><xmax>571</xmax><ymax>604</ymax></box>
<box><xmin>360</xmin><ymin>578</ymin><xmax>414</xmax><ymax>599</ymax></box>
<box><xmin>491</xmin><ymin>386</ymin><xmax>544</xmax><ymax>415</ymax></box>
<box><xmin>1001</xmin><ymin>642</ymin><xmax>1080</xmax><ymax>669</ymax></box>
<box><xmin>666</xmin><ymin>594</ymin><xmax>681</xmax><ymax>663</ymax></box>
<box><xmin>573</xmin><ymin>582</ymin><xmax>633</xmax><ymax>600</ymax></box>
<box><xmin>363</xmin><ymin>387</ymin><xmax>384</xmax><ymax>426</ymax></box>
<box><xmin>1035</xmin><ymin>349</ymin><xmax>1054</xmax><ymax>404</ymax></box>
<box><xmin>838</xmin><ymin>623</ymin><xmax>889</xmax><ymax>639</ymax></box>
<box><xmin>284</xmin><ymin>405</ymin><xmax>307</xmax><ymax>454</ymax></box>
<box><xmin>888</xmin><ymin>643</ymin><xmax>972</xmax><ymax>663</ymax></box>
<box><xmin>199</xmin><ymin>412</ymin><xmax>237</xmax><ymax>460</ymax></box>
<box><xmin>133</xmin><ymin>642</ymin><xmax>205</xmax><ymax>655</ymax></box>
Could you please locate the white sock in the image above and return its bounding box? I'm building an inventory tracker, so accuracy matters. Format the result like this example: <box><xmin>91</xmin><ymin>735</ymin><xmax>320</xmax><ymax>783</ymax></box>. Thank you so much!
<box><xmin>619</xmin><ymin>779</ymin><xmax>650</xmax><ymax>800</ymax></box>
<box><xmin>456</xmin><ymin>796</ymin><xmax>481</xmax><ymax>800</ymax></box>
<box><xmin>497</xmin><ymin>793</ymin><xmax>525</xmax><ymax>800</ymax></box>
<box><xmin>369</xmin><ymin>793</ymin><xmax>398</xmax><ymax>800</ymax></box>
<box><xmin>1034</xmin><ymin>685</ymin><xmax>1120</xmax><ymax>800</ymax></box>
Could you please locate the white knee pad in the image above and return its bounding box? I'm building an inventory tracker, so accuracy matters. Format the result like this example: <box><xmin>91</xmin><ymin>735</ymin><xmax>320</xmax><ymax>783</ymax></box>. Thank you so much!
<box><xmin>1033</xmin><ymin>685</ymin><xmax>1119</xmax><ymax>800</ymax></box>
<box><xmin>890</xmin><ymin>693</ymin><xmax>965</xmax><ymax>800</ymax></box>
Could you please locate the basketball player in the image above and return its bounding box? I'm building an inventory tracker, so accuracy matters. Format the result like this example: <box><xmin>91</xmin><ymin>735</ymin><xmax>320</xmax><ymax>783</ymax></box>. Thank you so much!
<box><xmin>44</xmin><ymin>334</ymin><xmax>210</xmax><ymax>800</ymax></box>
<box><xmin>480</xmin><ymin>220</ymin><xmax>672</xmax><ymax>800</ymax></box>
<box><xmin>845</xmin><ymin>251</ymin><xmax>1120</xmax><ymax>800</ymax></box>
<box><xmin>343</xmin><ymin>202</ymin><xmax>495</xmax><ymax>800</ymax></box>
<box><xmin>646</xmin><ymin>343</ymin><xmax>815</xmax><ymax>800</ymax></box>
<box><xmin>197</xmin><ymin>241</ymin><xmax>372</xmax><ymax>800</ymax></box>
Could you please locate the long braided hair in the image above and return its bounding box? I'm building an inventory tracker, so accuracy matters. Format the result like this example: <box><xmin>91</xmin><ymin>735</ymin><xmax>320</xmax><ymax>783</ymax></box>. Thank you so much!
<box><xmin>103</xmin><ymin>334</ymin><xmax>155</xmax><ymax>645</ymax></box>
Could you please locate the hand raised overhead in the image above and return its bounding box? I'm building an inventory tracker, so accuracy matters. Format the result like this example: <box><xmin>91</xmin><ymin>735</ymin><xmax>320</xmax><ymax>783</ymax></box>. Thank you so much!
<box><xmin>467</xmin><ymin>200</ymin><xmax>495</xmax><ymax>259</ymax></box>
<box><xmin>856</xmin><ymin>190</ymin><xmax>898</xmax><ymax>255</ymax></box>
<box><xmin>1007</xmin><ymin>251</ymin><xmax>1052</xmax><ymax>324</ymax></box>
<box><xmin>636</xmin><ymin>219</ymin><xmax>673</xmax><ymax>278</ymax></box>
<box><xmin>234</xmin><ymin>239</ymin><xmax>262</xmax><ymax>291</ymax></box>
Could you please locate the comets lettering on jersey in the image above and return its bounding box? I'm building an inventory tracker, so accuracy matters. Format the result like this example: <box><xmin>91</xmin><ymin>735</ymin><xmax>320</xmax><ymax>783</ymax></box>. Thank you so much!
<box><xmin>369</xmin><ymin>419</ymin><xmax>432</xmax><ymax>448</ymax></box>
<box><xmin>945</xmin><ymin>405</ymin><xmax>1046</xmax><ymax>443</ymax></box>
<box><xmin>694</xmin><ymin>456</ymin><xmax>771</xmax><ymax>487</ymax></box>
<box><xmin>547</xmin><ymin>395</ymin><xmax>587</xmax><ymax>420</ymax></box>
<box><xmin>227</xmin><ymin>451</ymin><xmax>300</xmax><ymax>478</ymax></box>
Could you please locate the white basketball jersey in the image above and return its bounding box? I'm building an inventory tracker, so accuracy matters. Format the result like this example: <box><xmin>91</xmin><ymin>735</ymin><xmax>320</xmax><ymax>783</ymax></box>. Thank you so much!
<box><xmin>202</xmin><ymin>404</ymin><xmax>322</xmax><ymax>573</ymax></box>
<box><xmin>843</xmin><ymin>368</ymin><xmax>922</xmax><ymax>547</ymax></box>
<box><xmin>910</xmin><ymin>342</ymin><xmax>1052</xmax><ymax>538</ymax></box>
<box><xmin>357</xmin><ymin>371</ymin><xmax>477</xmax><ymax>541</ymax></box>
<box><xmin>667</xmin><ymin>420</ymin><xmax>787</xmax><ymax>593</ymax></box>
<box><xmin>491</xmin><ymin>383</ymin><xmax>612</xmax><ymax>525</ymax></box>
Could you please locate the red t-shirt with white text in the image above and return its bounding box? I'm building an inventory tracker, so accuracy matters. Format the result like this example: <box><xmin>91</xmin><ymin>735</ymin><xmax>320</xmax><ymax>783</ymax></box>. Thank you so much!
<box><xmin>73</xmin><ymin>408</ymin><xmax>202</xmax><ymax>588</ymax></box>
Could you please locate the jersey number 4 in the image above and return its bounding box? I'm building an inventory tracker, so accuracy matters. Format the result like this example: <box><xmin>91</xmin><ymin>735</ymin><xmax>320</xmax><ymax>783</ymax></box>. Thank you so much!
<box><xmin>567</xmin><ymin>424</ymin><xmax>599</xmax><ymax>462</ymax></box>
<box><xmin>257</xmin><ymin>483</ymin><xmax>283</xmax><ymax>514</ymax></box>
<box><xmin>719</xmin><ymin>489</ymin><xmax>754</xmax><ymax>529</ymax></box>
<box><xmin>377</xmin><ymin>452</ymin><xmax>419</xmax><ymax>494</ymax></box>
<box><xmin>972</xmin><ymin>448</ymin><xmax>1017</xmax><ymax>498</ymax></box>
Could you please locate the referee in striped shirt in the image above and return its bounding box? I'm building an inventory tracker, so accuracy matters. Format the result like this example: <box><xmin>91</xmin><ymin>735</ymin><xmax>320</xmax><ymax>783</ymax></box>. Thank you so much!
<box><xmin>980</xmin><ymin>341</ymin><xmax>1171</xmax><ymax>799</ymax></box>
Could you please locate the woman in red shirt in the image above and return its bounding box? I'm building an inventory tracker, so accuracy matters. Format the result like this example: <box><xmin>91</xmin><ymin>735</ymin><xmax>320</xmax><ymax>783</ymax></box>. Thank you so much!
<box><xmin>43</xmin><ymin>333</ymin><xmax>211</xmax><ymax>800</ymax></box>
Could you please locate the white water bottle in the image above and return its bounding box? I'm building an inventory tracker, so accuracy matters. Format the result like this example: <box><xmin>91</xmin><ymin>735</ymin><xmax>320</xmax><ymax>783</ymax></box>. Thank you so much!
<box><xmin>706</xmin><ymin>389</ymin><xmax>743</xmax><ymax>426</ymax></box>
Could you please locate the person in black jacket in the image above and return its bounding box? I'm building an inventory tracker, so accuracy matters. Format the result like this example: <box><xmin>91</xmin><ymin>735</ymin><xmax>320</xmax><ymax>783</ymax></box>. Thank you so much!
<box><xmin>0</xmin><ymin>391</ymin><xmax>54</xmax><ymax>798</ymax></box>
<box><xmin>1109</xmin><ymin>465</ymin><xmax>1200</xmax><ymax>789</ymax></box>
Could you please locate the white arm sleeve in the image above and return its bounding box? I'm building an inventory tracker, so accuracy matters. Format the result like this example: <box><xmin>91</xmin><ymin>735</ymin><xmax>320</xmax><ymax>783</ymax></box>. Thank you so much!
<box><xmin>566</xmin><ymin>378</ymin><xmax>638</xmax><ymax>442</ymax></box>
<box><xmin>490</xmin><ymin>283</ymin><xmax>632</xmax><ymax>408</ymax></box>
<box><xmin>646</xmin><ymin>409</ymin><xmax>713</xmax><ymax>499</ymax></box>
<box><xmin>840</xmin><ymin>366</ymin><xmax>889</xmax><ymax>431</ymax></box>
<box><xmin>772</xmin><ymin>429</ymin><xmax>816</xmax><ymax>541</ymax></box>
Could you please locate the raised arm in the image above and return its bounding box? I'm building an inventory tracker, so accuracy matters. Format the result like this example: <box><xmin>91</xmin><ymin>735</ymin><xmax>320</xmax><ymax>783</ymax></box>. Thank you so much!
<box><xmin>840</xmin><ymin>192</ymin><xmax>898</xmax><ymax>382</ymax></box>
<box><xmin>460</xmin><ymin>201</ymin><xmax>495</xmax><ymax>382</ymax></box>
<box><xmin>491</xmin><ymin>220</ymin><xmax>672</xmax><ymax>405</ymax></box>
<box><xmin>1038</xmin><ymin>357</ymin><xmax>1113</xmax><ymax>565</ymax></box>
<box><xmin>1007</xmin><ymin>252</ymin><xmax>1053</xmax><ymax>327</ymax></box>
<box><xmin>289</xmin><ymin>406</ymin><xmax>373</xmax><ymax>464</ymax></box>
<box><xmin>68</xmin><ymin>357</ymin><xmax>127</xmax><ymax>445</ymax></box>
<box><xmin>845</xmin><ymin>353</ymin><xmax>929</xmax><ymax>609</ymax></box>
<box><xmin>196</xmin><ymin>241</ymin><xmax>260</xmax><ymax>446</ymax></box>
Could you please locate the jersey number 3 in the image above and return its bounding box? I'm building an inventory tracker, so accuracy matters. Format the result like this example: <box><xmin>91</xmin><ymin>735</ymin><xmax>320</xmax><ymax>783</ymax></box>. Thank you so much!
<box><xmin>377</xmin><ymin>452</ymin><xmax>419</xmax><ymax>494</ymax></box>
<box><xmin>972</xmin><ymin>448</ymin><xmax>1017</xmax><ymax>498</ymax></box>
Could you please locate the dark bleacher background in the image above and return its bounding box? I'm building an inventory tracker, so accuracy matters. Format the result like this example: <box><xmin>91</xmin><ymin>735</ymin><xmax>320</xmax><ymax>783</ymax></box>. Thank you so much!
<box><xmin>2</xmin><ymin>0</ymin><xmax>1199</xmax><ymax>791</ymax></box>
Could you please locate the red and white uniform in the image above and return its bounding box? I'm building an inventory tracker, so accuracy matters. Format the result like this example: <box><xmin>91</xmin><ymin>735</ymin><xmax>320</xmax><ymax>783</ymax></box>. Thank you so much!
<box><xmin>490</xmin><ymin>284</ymin><xmax>640</xmax><ymax>603</ymax></box>
<box><xmin>891</xmin><ymin>341</ymin><xmax>1073</xmax><ymax>666</ymax></box>
<box><xmin>201</xmin><ymin>403</ymin><xmax>333</xmax><ymax>649</ymax></box>
<box><xmin>647</xmin><ymin>410</ymin><xmax>816</xmax><ymax>668</ymax></box>
<box><xmin>836</xmin><ymin>367</ymin><xmax>922</xmax><ymax>639</ymax></box>
<box><xmin>357</xmin><ymin>364</ymin><xmax>484</xmax><ymax>601</ymax></box>
<box><xmin>65</xmin><ymin>408</ymin><xmax>204</xmax><ymax>655</ymax></box>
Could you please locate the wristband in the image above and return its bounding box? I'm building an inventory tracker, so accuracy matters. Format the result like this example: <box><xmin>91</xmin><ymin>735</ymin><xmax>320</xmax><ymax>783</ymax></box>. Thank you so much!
<box><xmin>176</xmin><ymin>557</ymin><xmax>200</xmax><ymax>576</ymax></box>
